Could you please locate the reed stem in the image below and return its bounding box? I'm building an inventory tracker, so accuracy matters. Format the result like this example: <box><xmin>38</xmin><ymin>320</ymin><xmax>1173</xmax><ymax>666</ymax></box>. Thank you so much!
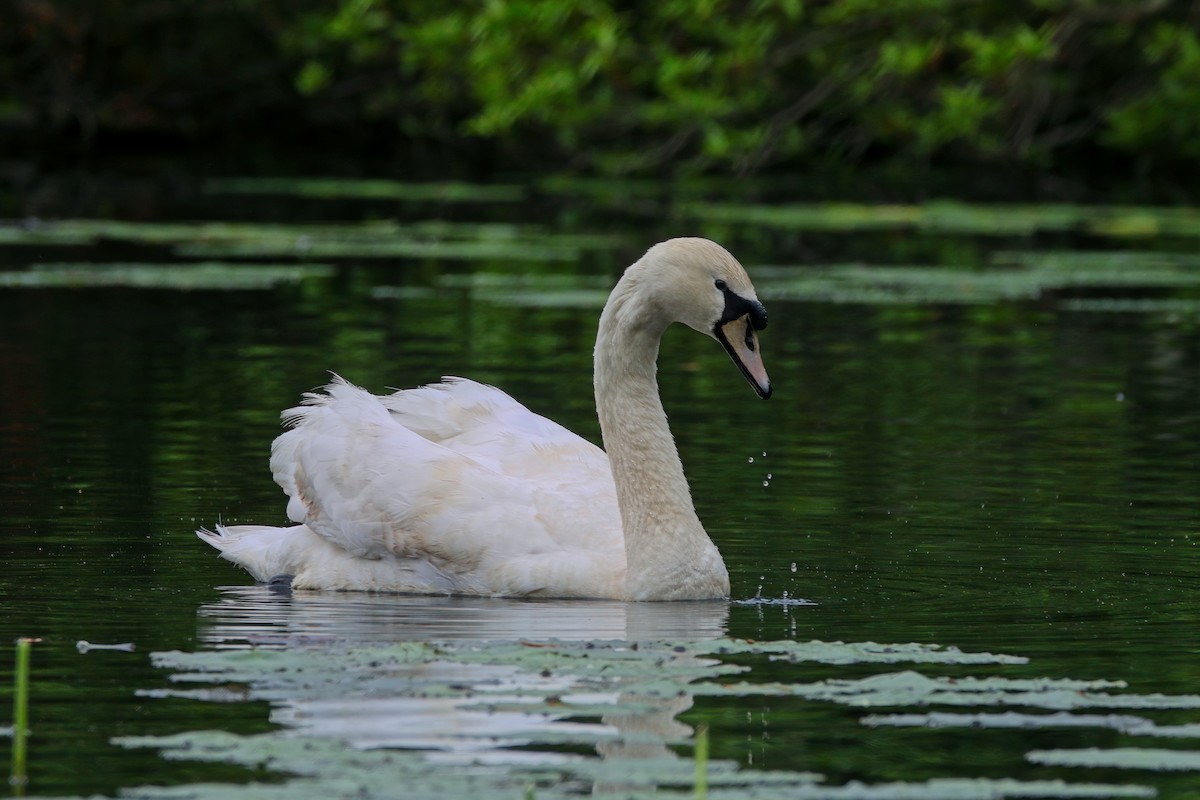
<box><xmin>694</xmin><ymin>723</ymin><xmax>708</xmax><ymax>800</ymax></box>
<box><xmin>9</xmin><ymin>637</ymin><xmax>32</xmax><ymax>789</ymax></box>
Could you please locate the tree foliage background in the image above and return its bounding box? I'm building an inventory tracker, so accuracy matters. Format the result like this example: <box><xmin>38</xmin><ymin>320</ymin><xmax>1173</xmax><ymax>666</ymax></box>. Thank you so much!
<box><xmin>2</xmin><ymin>0</ymin><xmax>1199</xmax><ymax>179</ymax></box>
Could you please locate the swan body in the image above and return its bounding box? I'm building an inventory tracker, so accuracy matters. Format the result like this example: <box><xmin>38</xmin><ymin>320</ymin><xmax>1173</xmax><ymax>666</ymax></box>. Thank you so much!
<box><xmin>199</xmin><ymin>237</ymin><xmax>771</xmax><ymax>600</ymax></box>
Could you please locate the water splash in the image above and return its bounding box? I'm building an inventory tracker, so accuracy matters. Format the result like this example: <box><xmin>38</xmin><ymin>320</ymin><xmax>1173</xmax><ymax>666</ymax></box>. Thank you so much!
<box><xmin>733</xmin><ymin>595</ymin><xmax>817</xmax><ymax>607</ymax></box>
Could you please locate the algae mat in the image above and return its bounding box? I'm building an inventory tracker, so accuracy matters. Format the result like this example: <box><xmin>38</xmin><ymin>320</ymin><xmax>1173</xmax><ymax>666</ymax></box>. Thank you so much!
<box><xmin>80</xmin><ymin>619</ymin><xmax>1200</xmax><ymax>799</ymax></box>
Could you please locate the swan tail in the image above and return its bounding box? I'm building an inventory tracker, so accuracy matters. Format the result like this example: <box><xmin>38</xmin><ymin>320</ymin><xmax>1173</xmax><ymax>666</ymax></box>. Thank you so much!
<box><xmin>196</xmin><ymin>524</ymin><xmax>457</xmax><ymax>593</ymax></box>
<box><xmin>196</xmin><ymin>524</ymin><xmax>317</xmax><ymax>583</ymax></box>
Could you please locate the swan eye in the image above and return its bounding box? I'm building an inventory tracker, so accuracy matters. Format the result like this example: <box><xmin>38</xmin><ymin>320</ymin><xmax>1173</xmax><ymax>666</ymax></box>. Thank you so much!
<box><xmin>743</xmin><ymin>319</ymin><xmax>755</xmax><ymax>352</ymax></box>
<box><xmin>714</xmin><ymin>279</ymin><xmax>728</xmax><ymax>291</ymax></box>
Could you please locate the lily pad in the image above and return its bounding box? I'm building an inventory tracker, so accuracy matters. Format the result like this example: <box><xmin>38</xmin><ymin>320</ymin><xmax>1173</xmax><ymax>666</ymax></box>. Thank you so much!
<box><xmin>1027</xmin><ymin>747</ymin><xmax>1200</xmax><ymax>771</ymax></box>
<box><xmin>108</xmin><ymin>633</ymin><xmax>1181</xmax><ymax>800</ymax></box>
<box><xmin>753</xmin><ymin>259</ymin><xmax>1200</xmax><ymax>306</ymax></box>
<box><xmin>1059</xmin><ymin>298</ymin><xmax>1200</xmax><ymax>314</ymax></box>
<box><xmin>991</xmin><ymin>250</ymin><xmax>1200</xmax><ymax>270</ymax></box>
<box><xmin>174</xmin><ymin>237</ymin><xmax>582</xmax><ymax>261</ymax></box>
<box><xmin>204</xmin><ymin>177</ymin><xmax>526</xmax><ymax>203</ymax></box>
<box><xmin>0</xmin><ymin>218</ymin><xmax>625</xmax><ymax>263</ymax></box>
<box><xmin>862</xmin><ymin>711</ymin><xmax>1200</xmax><ymax>737</ymax></box>
<box><xmin>692</xmin><ymin>639</ymin><xmax>1029</xmax><ymax>665</ymax></box>
<box><xmin>112</xmin><ymin>730</ymin><xmax>1155</xmax><ymax>800</ymax></box>
<box><xmin>681</xmin><ymin>201</ymin><xmax>1200</xmax><ymax>239</ymax></box>
<box><xmin>420</xmin><ymin>271</ymin><xmax>615</xmax><ymax>307</ymax></box>
<box><xmin>0</xmin><ymin>262</ymin><xmax>333</xmax><ymax>290</ymax></box>
<box><xmin>768</xmin><ymin>670</ymin><xmax>1200</xmax><ymax>711</ymax></box>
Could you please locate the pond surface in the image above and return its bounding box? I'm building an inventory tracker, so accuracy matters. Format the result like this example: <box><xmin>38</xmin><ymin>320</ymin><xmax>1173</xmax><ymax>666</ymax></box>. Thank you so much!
<box><xmin>0</xmin><ymin>174</ymin><xmax>1198</xmax><ymax>798</ymax></box>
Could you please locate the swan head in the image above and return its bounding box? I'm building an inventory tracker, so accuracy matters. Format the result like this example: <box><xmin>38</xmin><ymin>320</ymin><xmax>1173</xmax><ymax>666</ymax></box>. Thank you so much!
<box><xmin>638</xmin><ymin>237</ymin><xmax>772</xmax><ymax>399</ymax></box>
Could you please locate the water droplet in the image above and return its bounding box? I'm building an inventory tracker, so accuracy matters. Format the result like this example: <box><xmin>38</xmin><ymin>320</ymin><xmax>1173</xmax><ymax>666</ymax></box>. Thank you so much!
<box><xmin>761</xmin><ymin>451</ymin><xmax>767</xmax><ymax>457</ymax></box>
<box><xmin>766</xmin><ymin>473</ymin><xmax>773</xmax><ymax>479</ymax></box>
<box><xmin>747</xmin><ymin>456</ymin><xmax>754</xmax><ymax>463</ymax></box>
<box><xmin>790</xmin><ymin>562</ymin><xmax>797</xmax><ymax>573</ymax></box>
<box><xmin>762</xmin><ymin>480</ymin><xmax>769</xmax><ymax>487</ymax></box>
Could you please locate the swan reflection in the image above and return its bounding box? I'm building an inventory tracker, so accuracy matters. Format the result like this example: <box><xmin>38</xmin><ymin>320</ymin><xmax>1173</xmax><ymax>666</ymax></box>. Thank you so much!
<box><xmin>194</xmin><ymin>586</ymin><xmax>728</xmax><ymax>771</ymax></box>
<box><xmin>199</xmin><ymin>585</ymin><xmax>729</xmax><ymax>646</ymax></box>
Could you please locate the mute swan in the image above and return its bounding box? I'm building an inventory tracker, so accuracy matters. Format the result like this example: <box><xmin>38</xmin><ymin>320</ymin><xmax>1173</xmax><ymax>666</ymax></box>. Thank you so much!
<box><xmin>198</xmin><ymin>237</ymin><xmax>771</xmax><ymax>600</ymax></box>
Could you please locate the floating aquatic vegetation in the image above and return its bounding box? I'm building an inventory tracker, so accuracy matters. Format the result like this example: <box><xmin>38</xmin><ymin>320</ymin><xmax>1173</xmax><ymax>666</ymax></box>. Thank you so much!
<box><xmin>685</xmin><ymin>202</ymin><xmax>923</xmax><ymax>233</ymax></box>
<box><xmin>109</xmin><ymin>636</ymin><xmax>1179</xmax><ymax>799</ymax></box>
<box><xmin>412</xmin><ymin>258</ymin><xmax>1200</xmax><ymax>310</ymax></box>
<box><xmin>139</xmin><ymin>639</ymin><xmax>1031</xmax><ymax>756</ymax></box>
<box><xmin>1027</xmin><ymin>747</ymin><xmax>1200</xmax><ymax>772</ymax></box>
<box><xmin>0</xmin><ymin>218</ymin><xmax>624</xmax><ymax>262</ymax></box>
<box><xmin>114</xmin><ymin>730</ymin><xmax>570</xmax><ymax>799</ymax></box>
<box><xmin>862</xmin><ymin>711</ymin><xmax>1200</xmax><ymax>738</ymax></box>
<box><xmin>112</xmin><ymin>730</ymin><xmax>1155</xmax><ymax>800</ymax></box>
<box><xmin>435</xmin><ymin>272</ymin><xmax>612</xmax><ymax>291</ymax></box>
<box><xmin>756</xmin><ymin>265</ymin><xmax>1044</xmax><ymax>305</ymax></box>
<box><xmin>991</xmin><ymin>250</ymin><xmax>1200</xmax><ymax>270</ymax></box>
<box><xmin>682</xmin><ymin>201</ymin><xmax>1200</xmax><ymax>239</ymax></box>
<box><xmin>0</xmin><ymin>262</ymin><xmax>333</xmax><ymax>290</ymax></box>
<box><xmin>469</xmin><ymin>288</ymin><xmax>613</xmax><ymax>308</ymax></box>
<box><xmin>204</xmin><ymin>177</ymin><xmax>527</xmax><ymax>203</ymax></box>
<box><xmin>0</xmin><ymin>220</ymin><xmax>92</xmax><ymax>245</ymax></box>
<box><xmin>423</xmin><ymin>271</ymin><xmax>614</xmax><ymax>308</ymax></box>
<box><xmin>1059</xmin><ymin>298</ymin><xmax>1200</xmax><ymax>314</ymax></box>
<box><xmin>174</xmin><ymin>237</ymin><xmax>582</xmax><ymax>261</ymax></box>
<box><xmin>765</xmin><ymin>671</ymin><xmax>1200</xmax><ymax>711</ymax></box>
<box><xmin>754</xmin><ymin>257</ymin><xmax>1200</xmax><ymax>306</ymax></box>
<box><xmin>690</xmin><ymin>639</ymin><xmax>1028</xmax><ymax>666</ymax></box>
<box><xmin>4</xmin><ymin>217</ymin><xmax>411</xmax><ymax>247</ymax></box>
<box><xmin>367</xmin><ymin>285</ymin><xmax>441</xmax><ymax>301</ymax></box>
<box><xmin>538</xmin><ymin>175</ymin><xmax>676</xmax><ymax>200</ymax></box>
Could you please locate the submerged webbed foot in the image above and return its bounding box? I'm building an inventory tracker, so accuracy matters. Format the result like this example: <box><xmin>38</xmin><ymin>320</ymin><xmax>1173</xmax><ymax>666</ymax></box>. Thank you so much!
<box><xmin>266</xmin><ymin>574</ymin><xmax>294</xmax><ymax>594</ymax></box>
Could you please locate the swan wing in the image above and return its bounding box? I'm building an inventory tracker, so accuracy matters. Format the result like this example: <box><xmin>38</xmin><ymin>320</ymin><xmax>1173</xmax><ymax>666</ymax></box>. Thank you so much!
<box><xmin>378</xmin><ymin>376</ymin><xmax>611</xmax><ymax>489</ymax></box>
<box><xmin>269</xmin><ymin>377</ymin><xmax>622</xmax><ymax>595</ymax></box>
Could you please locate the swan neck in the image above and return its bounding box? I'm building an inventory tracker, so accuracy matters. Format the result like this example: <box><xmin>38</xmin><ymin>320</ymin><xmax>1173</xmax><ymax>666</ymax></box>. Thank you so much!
<box><xmin>593</xmin><ymin>276</ymin><xmax>728</xmax><ymax>600</ymax></box>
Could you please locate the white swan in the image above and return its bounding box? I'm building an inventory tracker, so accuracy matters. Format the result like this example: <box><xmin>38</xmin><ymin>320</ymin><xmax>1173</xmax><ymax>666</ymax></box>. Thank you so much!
<box><xmin>198</xmin><ymin>237</ymin><xmax>771</xmax><ymax>600</ymax></box>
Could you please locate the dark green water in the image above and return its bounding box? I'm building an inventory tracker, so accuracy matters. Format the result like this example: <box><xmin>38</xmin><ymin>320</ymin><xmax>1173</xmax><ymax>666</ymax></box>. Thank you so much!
<box><xmin>1</xmin><ymin>177</ymin><xmax>1199</xmax><ymax>797</ymax></box>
